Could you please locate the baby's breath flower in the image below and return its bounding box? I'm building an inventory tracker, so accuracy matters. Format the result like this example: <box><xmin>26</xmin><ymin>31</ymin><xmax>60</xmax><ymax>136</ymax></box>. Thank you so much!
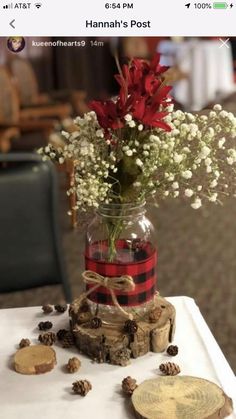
<box><xmin>209</xmin><ymin>193</ymin><xmax>218</xmax><ymax>202</ymax></box>
<box><xmin>61</xmin><ymin>130</ymin><xmax>70</xmax><ymax>139</ymax></box>
<box><xmin>124</xmin><ymin>114</ymin><xmax>132</xmax><ymax>122</ymax></box>
<box><xmin>213</xmin><ymin>104</ymin><xmax>222</xmax><ymax>111</ymax></box>
<box><xmin>209</xmin><ymin>111</ymin><xmax>216</xmax><ymax>119</ymax></box>
<box><xmin>205</xmin><ymin>158</ymin><xmax>212</xmax><ymax>167</ymax></box>
<box><xmin>136</xmin><ymin>158</ymin><xmax>143</xmax><ymax>167</ymax></box>
<box><xmin>129</xmin><ymin>120</ymin><xmax>136</xmax><ymax>128</ymax></box>
<box><xmin>172</xmin><ymin>182</ymin><xmax>179</xmax><ymax>190</ymax></box>
<box><xmin>185</xmin><ymin>189</ymin><xmax>194</xmax><ymax>197</ymax></box>
<box><xmin>96</xmin><ymin>129</ymin><xmax>104</xmax><ymax>138</ymax></box>
<box><xmin>40</xmin><ymin>104</ymin><xmax>236</xmax><ymax>212</ymax></box>
<box><xmin>191</xmin><ymin>197</ymin><xmax>202</xmax><ymax>209</ymax></box>
<box><xmin>218</xmin><ymin>137</ymin><xmax>226</xmax><ymax>148</ymax></box>
<box><xmin>126</xmin><ymin>150</ymin><xmax>133</xmax><ymax>156</ymax></box>
<box><xmin>174</xmin><ymin>153</ymin><xmax>183</xmax><ymax>164</ymax></box>
<box><xmin>210</xmin><ymin>179</ymin><xmax>218</xmax><ymax>188</ymax></box>
<box><xmin>199</xmin><ymin>146</ymin><xmax>211</xmax><ymax>159</ymax></box>
<box><xmin>182</xmin><ymin>170</ymin><xmax>192</xmax><ymax>179</ymax></box>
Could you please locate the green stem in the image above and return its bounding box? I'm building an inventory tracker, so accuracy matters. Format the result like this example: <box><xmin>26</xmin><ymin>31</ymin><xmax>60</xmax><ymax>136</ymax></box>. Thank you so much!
<box><xmin>107</xmin><ymin>217</ymin><xmax>124</xmax><ymax>262</ymax></box>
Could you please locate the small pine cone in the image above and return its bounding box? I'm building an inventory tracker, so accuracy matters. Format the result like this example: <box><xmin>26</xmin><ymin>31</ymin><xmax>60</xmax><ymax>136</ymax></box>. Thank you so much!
<box><xmin>77</xmin><ymin>312</ymin><xmax>92</xmax><ymax>324</ymax></box>
<box><xmin>19</xmin><ymin>338</ymin><xmax>31</xmax><ymax>348</ymax></box>
<box><xmin>54</xmin><ymin>304</ymin><xmax>67</xmax><ymax>313</ymax></box>
<box><xmin>38</xmin><ymin>332</ymin><xmax>56</xmax><ymax>346</ymax></box>
<box><xmin>124</xmin><ymin>319</ymin><xmax>138</xmax><ymax>334</ymax></box>
<box><xmin>90</xmin><ymin>317</ymin><xmax>102</xmax><ymax>329</ymax></box>
<box><xmin>167</xmin><ymin>345</ymin><xmax>178</xmax><ymax>356</ymax></box>
<box><xmin>42</xmin><ymin>304</ymin><xmax>53</xmax><ymax>314</ymax></box>
<box><xmin>159</xmin><ymin>362</ymin><xmax>180</xmax><ymax>376</ymax></box>
<box><xmin>57</xmin><ymin>329</ymin><xmax>68</xmax><ymax>341</ymax></box>
<box><xmin>79</xmin><ymin>300</ymin><xmax>90</xmax><ymax>312</ymax></box>
<box><xmin>111</xmin><ymin>348</ymin><xmax>131</xmax><ymax>366</ymax></box>
<box><xmin>122</xmin><ymin>376</ymin><xmax>138</xmax><ymax>396</ymax></box>
<box><xmin>149</xmin><ymin>307</ymin><xmax>162</xmax><ymax>323</ymax></box>
<box><xmin>61</xmin><ymin>331</ymin><xmax>74</xmax><ymax>348</ymax></box>
<box><xmin>38</xmin><ymin>321</ymin><xmax>53</xmax><ymax>331</ymax></box>
<box><xmin>72</xmin><ymin>380</ymin><xmax>92</xmax><ymax>396</ymax></box>
<box><xmin>67</xmin><ymin>357</ymin><xmax>81</xmax><ymax>373</ymax></box>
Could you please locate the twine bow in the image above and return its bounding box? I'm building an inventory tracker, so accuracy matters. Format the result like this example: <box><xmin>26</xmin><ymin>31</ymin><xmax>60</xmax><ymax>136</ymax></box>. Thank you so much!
<box><xmin>80</xmin><ymin>270</ymin><xmax>135</xmax><ymax>320</ymax></box>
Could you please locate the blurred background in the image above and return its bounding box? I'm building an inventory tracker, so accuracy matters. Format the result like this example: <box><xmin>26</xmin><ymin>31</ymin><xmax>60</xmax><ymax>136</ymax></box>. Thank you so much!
<box><xmin>0</xmin><ymin>36</ymin><xmax>236</xmax><ymax>371</ymax></box>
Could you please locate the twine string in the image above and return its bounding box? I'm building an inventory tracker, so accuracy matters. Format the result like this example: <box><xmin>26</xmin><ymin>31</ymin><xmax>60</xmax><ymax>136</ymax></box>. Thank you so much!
<box><xmin>79</xmin><ymin>270</ymin><xmax>135</xmax><ymax>320</ymax></box>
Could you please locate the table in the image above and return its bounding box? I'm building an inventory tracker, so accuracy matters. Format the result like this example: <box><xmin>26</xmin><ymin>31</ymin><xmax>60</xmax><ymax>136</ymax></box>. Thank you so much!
<box><xmin>158</xmin><ymin>40</ymin><xmax>235</xmax><ymax>111</ymax></box>
<box><xmin>0</xmin><ymin>297</ymin><xmax>235</xmax><ymax>419</ymax></box>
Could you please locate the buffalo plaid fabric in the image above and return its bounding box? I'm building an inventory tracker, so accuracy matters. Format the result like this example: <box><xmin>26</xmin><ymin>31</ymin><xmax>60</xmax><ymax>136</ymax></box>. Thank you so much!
<box><xmin>85</xmin><ymin>240</ymin><xmax>157</xmax><ymax>306</ymax></box>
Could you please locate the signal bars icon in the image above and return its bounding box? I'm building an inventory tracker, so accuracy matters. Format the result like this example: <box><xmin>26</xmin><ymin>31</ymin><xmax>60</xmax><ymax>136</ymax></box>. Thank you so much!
<box><xmin>35</xmin><ymin>3</ymin><xmax>42</xmax><ymax>8</ymax></box>
<box><xmin>3</xmin><ymin>3</ymin><xmax>13</xmax><ymax>9</ymax></box>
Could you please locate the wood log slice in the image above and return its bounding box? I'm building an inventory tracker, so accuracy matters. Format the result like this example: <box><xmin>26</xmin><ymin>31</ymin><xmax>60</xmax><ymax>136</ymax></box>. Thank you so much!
<box><xmin>71</xmin><ymin>296</ymin><xmax>176</xmax><ymax>364</ymax></box>
<box><xmin>131</xmin><ymin>376</ymin><xmax>233</xmax><ymax>419</ymax></box>
<box><xmin>14</xmin><ymin>345</ymin><xmax>57</xmax><ymax>374</ymax></box>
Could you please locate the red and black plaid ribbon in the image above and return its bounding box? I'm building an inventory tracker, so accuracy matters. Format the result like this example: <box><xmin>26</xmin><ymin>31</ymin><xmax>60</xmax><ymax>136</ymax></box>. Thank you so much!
<box><xmin>85</xmin><ymin>240</ymin><xmax>157</xmax><ymax>306</ymax></box>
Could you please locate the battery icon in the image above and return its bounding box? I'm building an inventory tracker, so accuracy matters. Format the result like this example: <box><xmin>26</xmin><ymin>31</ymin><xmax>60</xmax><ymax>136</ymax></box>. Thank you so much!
<box><xmin>213</xmin><ymin>2</ymin><xmax>228</xmax><ymax>8</ymax></box>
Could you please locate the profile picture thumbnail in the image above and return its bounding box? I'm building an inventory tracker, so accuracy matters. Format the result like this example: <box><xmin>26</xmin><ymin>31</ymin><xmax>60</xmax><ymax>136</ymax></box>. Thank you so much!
<box><xmin>7</xmin><ymin>37</ymin><xmax>26</xmax><ymax>53</ymax></box>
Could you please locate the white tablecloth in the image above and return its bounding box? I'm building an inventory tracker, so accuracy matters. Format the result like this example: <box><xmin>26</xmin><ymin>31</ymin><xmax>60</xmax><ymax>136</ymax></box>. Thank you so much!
<box><xmin>0</xmin><ymin>297</ymin><xmax>235</xmax><ymax>419</ymax></box>
<box><xmin>158</xmin><ymin>40</ymin><xmax>235</xmax><ymax>111</ymax></box>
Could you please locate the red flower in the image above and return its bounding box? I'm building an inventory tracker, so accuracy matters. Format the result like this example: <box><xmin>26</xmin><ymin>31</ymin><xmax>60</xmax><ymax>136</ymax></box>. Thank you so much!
<box><xmin>89</xmin><ymin>53</ymin><xmax>172</xmax><ymax>132</ymax></box>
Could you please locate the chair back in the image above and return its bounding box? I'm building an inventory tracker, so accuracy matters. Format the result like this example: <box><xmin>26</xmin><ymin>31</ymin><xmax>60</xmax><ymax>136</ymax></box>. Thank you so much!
<box><xmin>0</xmin><ymin>66</ymin><xmax>20</xmax><ymax>125</ymax></box>
<box><xmin>0</xmin><ymin>153</ymin><xmax>71</xmax><ymax>301</ymax></box>
<box><xmin>9</xmin><ymin>57</ymin><xmax>39</xmax><ymax>107</ymax></box>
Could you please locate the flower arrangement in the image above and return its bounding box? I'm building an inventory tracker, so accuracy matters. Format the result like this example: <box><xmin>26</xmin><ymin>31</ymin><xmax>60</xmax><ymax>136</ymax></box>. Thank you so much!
<box><xmin>39</xmin><ymin>54</ymin><xmax>236</xmax><ymax>213</ymax></box>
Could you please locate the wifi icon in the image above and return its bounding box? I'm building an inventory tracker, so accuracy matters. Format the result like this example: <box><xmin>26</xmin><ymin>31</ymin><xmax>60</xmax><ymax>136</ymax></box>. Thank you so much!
<box><xmin>35</xmin><ymin>3</ymin><xmax>42</xmax><ymax>8</ymax></box>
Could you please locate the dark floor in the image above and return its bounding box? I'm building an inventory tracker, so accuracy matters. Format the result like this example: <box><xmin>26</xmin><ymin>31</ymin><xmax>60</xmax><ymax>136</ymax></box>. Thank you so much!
<box><xmin>0</xmin><ymin>172</ymin><xmax>236</xmax><ymax>372</ymax></box>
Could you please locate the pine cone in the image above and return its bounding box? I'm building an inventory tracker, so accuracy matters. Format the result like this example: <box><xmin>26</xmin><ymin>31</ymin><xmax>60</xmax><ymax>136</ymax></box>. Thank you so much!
<box><xmin>54</xmin><ymin>304</ymin><xmax>67</xmax><ymax>313</ymax></box>
<box><xmin>72</xmin><ymin>380</ymin><xmax>92</xmax><ymax>396</ymax></box>
<box><xmin>38</xmin><ymin>332</ymin><xmax>56</xmax><ymax>346</ymax></box>
<box><xmin>90</xmin><ymin>317</ymin><xmax>102</xmax><ymax>329</ymax></box>
<box><xmin>167</xmin><ymin>345</ymin><xmax>178</xmax><ymax>356</ymax></box>
<box><xmin>67</xmin><ymin>357</ymin><xmax>81</xmax><ymax>373</ymax></box>
<box><xmin>111</xmin><ymin>348</ymin><xmax>131</xmax><ymax>366</ymax></box>
<box><xmin>159</xmin><ymin>362</ymin><xmax>180</xmax><ymax>376</ymax></box>
<box><xmin>42</xmin><ymin>304</ymin><xmax>53</xmax><ymax>314</ymax></box>
<box><xmin>122</xmin><ymin>376</ymin><xmax>138</xmax><ymax>396</ymax></box>
<box><xmin>79</xmin><ymin>300</ymin><xmax>90</xmax><ymax>312</ymax></box>
<box><xmin>124</xmin><ymin>319</ymin><xmax>138</xmax><ymax>334</ymax></box>
<box><xmin>57</xmin><ymin>329</ymin><xmax>68</xmax><ymax>341</ymax></box>
<box><xmin>149</xmin><ymin>307</ymin><xmax>162</xmax><ymax>323</ymax></box>
<box><xmin>61</xmin><ymin>331</ymin><xmax>74</xmax><ymax>348</ymax></box>
<box><xmin>38</xmin><ymin>321</ymin><xmax>53</xmax><ymax>331</ymax></box>
<box><xmin>77</xmin><ymin>312</ymin><xmax>92</xmax><ymax>324</ymax></box>
<box><xmin>19</xmin><ymin>338</ymin><xmax>31</xmax><ymax>348</ymax></box>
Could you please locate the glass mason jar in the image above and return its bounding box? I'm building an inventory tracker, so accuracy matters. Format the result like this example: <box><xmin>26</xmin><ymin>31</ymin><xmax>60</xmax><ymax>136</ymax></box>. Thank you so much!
<box><xmin>85</xmin><ymin>202</ymin><xmax>157</xmax><ymax>320</ymax></box>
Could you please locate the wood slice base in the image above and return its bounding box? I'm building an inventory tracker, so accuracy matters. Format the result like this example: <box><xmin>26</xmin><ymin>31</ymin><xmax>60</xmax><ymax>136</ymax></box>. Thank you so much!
<box><xmin>131</xmin><ymin>376</ymin><xmax>233</xmax><ymax>419</ymax></box>
<box><xmin>69</xmin><ymin>296</ymin><xmax>176</xmax><ymax>365</ymax></box>
<box><xmin>14</xmin><ymin>345</ymin><xmax>57</xmax><ymax>374</ymax></box>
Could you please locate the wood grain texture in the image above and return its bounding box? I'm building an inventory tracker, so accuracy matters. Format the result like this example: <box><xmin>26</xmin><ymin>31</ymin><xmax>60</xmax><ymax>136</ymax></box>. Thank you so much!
<box><xmin>14</xmin><ymin>345</ymin><xmax>57</xmax><ymax>375</ymax></box>
<box><xmin>71</xmin><ymin>296</ymin><xmax>176</xmax><ymax>364</ymax></box>
<box><xmin>131</xmin><ymin>376</ymin><xmax>233</xmax><ymax>419</ymax></box>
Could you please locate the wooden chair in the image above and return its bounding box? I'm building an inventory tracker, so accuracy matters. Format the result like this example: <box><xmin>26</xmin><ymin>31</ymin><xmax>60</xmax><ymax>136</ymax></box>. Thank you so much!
<box><xmin>8</xmin><ymin>57</ymin><xmax>89</xmax><ymax>118</ymax></box>
<box><xmin>0</xmin><ymin>66</ymin><xmax>56</xmax><ymax>151</ymax></box>
<box><xmin>0</xmin><ymin>67</ymin><xmax>78</xmax><ymax>227</ymax></box>
<box><xmin>6</xmin><ymin>57</ymin><xmax>71</xmax><ymax>120</ymax></box>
